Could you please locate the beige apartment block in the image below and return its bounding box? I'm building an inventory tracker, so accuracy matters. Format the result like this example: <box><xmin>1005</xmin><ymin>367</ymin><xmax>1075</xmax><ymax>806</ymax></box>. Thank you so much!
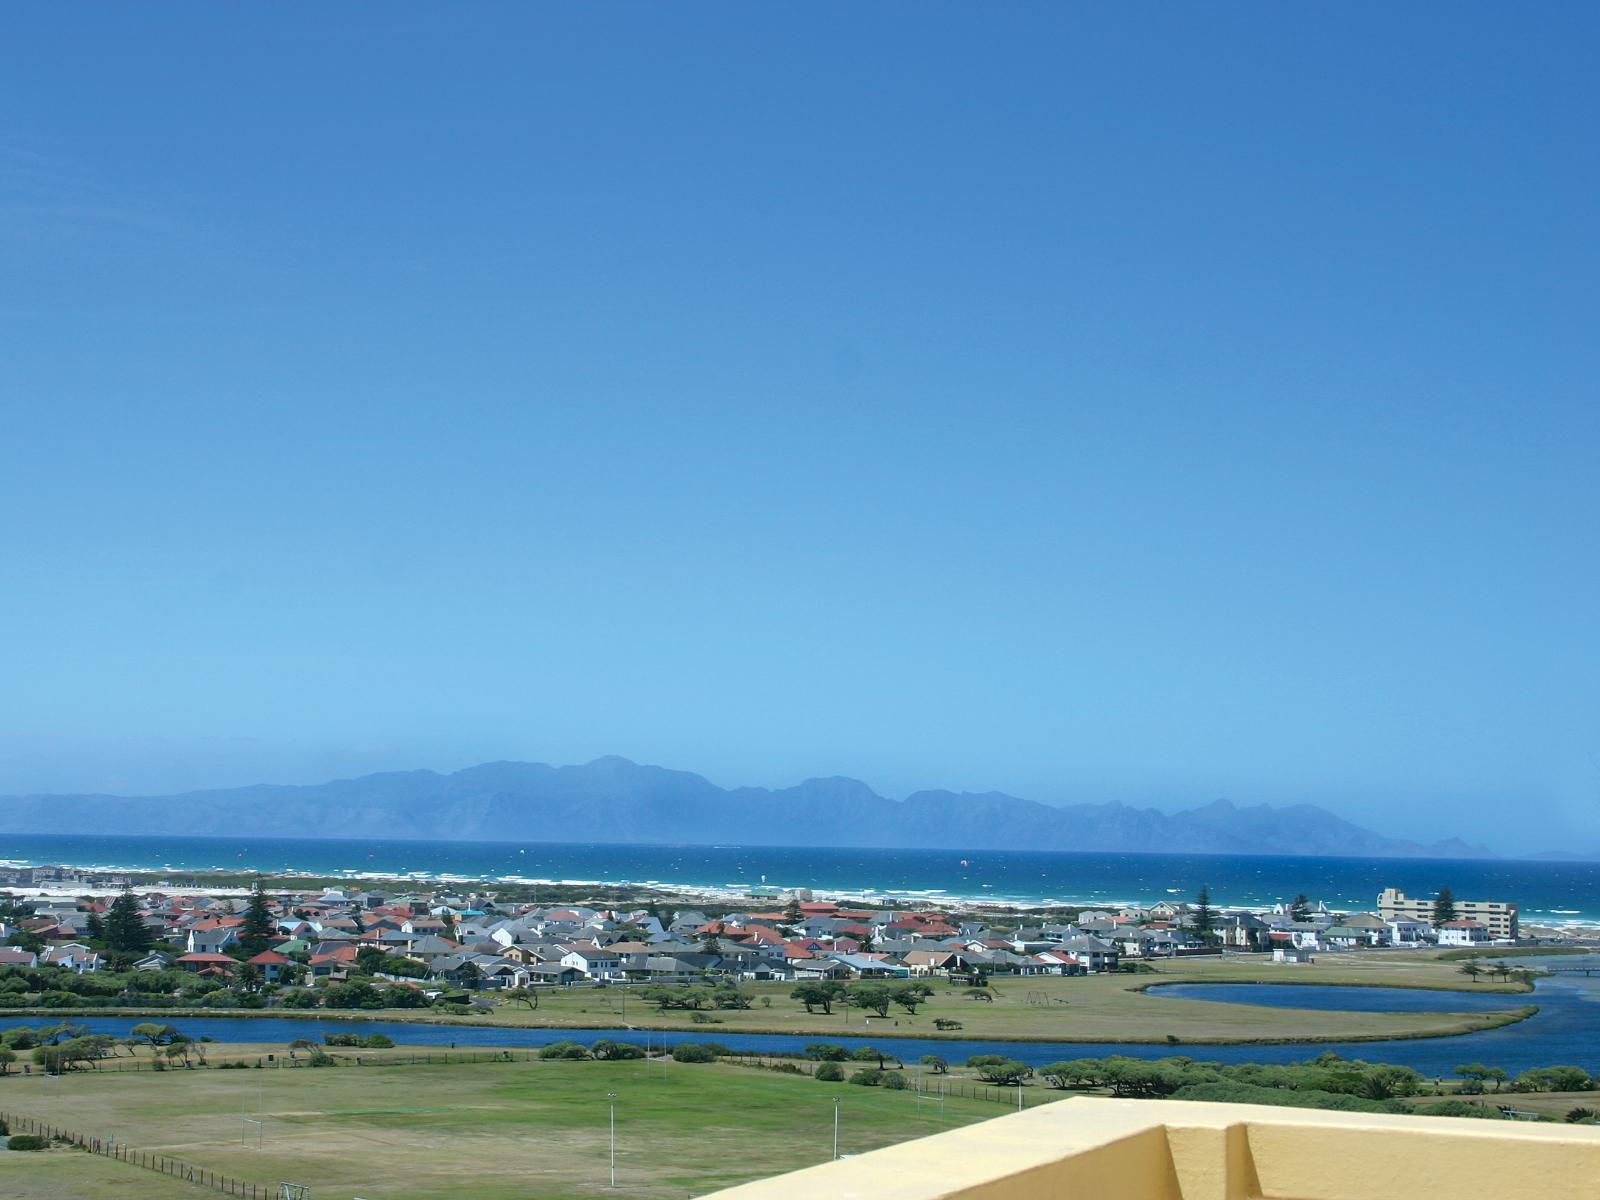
<box><xmin>1376</xmin><ymin>887</ymin><xmax>1518</xmax><ymax>939</ymax></box>
<box><xmin>704</xmin><ymin>1097</ymin><xmax>1600</xmax><ymax>1200</ymax></box>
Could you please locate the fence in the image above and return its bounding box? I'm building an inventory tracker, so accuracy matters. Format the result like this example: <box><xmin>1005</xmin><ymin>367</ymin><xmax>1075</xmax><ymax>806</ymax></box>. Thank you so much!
<box><xmin>0</xmin><ymin>1108</ymin><xmax>273</xmax><ymax>1198</ymax></box>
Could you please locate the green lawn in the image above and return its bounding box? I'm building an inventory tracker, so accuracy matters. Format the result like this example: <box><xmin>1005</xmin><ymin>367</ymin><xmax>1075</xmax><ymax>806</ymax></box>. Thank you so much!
<box><xmin>0</xmin><ymin>1053</ymin><xmax>1011</xmax><ymax>1199</ymax></box>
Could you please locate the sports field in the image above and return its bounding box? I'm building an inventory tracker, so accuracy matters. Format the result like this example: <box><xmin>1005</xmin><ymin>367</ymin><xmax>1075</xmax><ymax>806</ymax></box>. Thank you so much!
<box><xmin>0</xmin><ymin>1052</ymin><xmax>1008</xmax><ymax>1199</ymax></box>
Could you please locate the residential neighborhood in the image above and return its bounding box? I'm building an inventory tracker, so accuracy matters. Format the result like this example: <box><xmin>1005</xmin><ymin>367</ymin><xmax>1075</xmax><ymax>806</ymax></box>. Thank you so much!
<box><xmin>0</xmin><ymin>878</ymin><xmax>1528</xmax><ymax>1012</ymax></box>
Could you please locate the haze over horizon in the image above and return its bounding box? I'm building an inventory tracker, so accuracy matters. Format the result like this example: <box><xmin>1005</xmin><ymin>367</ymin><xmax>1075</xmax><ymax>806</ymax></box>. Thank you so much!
<box><xmin>3</xmin><ymin>7</ymin><xmax>1597</xmax><ymax>856</ymax></box>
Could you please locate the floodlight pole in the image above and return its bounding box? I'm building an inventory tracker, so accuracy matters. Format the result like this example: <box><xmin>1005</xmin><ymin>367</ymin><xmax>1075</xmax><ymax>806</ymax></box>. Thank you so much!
<box><xmin>833</xmin><ymin>1095</ymin><xmax>841</xmax><ymax>1160</ymax></box>
<box><xmin>608</xmin><ymin>1091</ymin><xmax>617</xmax><ymax>1187</ymax></box>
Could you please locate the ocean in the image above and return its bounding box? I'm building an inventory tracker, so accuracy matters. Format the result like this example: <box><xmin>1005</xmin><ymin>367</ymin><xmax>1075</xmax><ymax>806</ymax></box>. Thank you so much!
<box><xmin>5</xmin><ymin>833</ymin><xmax>1600</xmax><ymax>925</ymax></box>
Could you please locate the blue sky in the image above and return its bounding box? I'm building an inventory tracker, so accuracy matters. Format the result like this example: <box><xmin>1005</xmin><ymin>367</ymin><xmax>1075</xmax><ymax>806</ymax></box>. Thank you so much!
<box><xmin>3</xmin><ymin>6</ymin><xmax>1596</xmax><ymax>852</ymax></box>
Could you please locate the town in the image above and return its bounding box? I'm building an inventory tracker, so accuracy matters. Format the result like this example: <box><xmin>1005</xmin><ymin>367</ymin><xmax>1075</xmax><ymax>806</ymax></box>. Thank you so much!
<box><xmin>0</xmin><ymin>875</ymin><xmax>1532</xmax><ymax>1005</ymax></box>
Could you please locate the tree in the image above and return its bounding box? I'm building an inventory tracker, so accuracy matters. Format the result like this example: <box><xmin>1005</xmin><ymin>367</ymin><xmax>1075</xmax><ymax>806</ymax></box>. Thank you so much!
<box><xmin>1288</xmin><ymin>895</ymin><xmax>1312</xmax><ymax>923</ymax></box>
<box><xmin>847</xmin><ymin>984</ymin><xmax>892</xmax><ymax>1018</ymax></box>
<box><xmin>791</xmin><ymin>981</ymin><xmax>844</xmax><ymax>1014</ymax></box>
<box><xmin>239</xmin><ymin>883</ymin><xmax>275</xmax><ymax>958</ymax></box>
<box><xmin>104</xmin><ymin>889</ymin><xmax>152</xmax><ymax>956</ymax></box>
<box><xmin>919</xmin><ymin>1054</ymin><xmax>948</xmax><ymax>1074</ymax></box>
<box><xmin>1193</xmin><ymin>886</ymin><xmax>1216</xmax><ymax>944</ymax></box>
<box><xmin>968</xmin><ymin>1055</ymin><xmax>1033</xmax><ymax>1086</ymax></box>
<box><xmin>129</xmin><ymin>1023</ymin><xmax>178</xmax><ymax>1050</ymax></box>
<box><xmin>503</xmin><ymin>986</ymin><xmax>541</xmax><ymax>1010</ymax></box>
<box><xmin>0</xmin><ymin>1048</ymin><xmax>15</xmax><ymax>1075</ymax></box>
<box><xmin>783</xmin><ymin>896</ymin><xmax>804</xmax><ymax>925</ymax></box>
<box><xmin>84</xmin><ymin>910</ymin><xmax>106</xmax><ymax>945</ymax></box>
<box><xmin>699</xmin><ymin>931</ymin><xmax>723</xmax><ymax>956</ymax></box>
<box><xmin>1432</xmin><ymin>888</ymin><xmax>1458</xmax><ymax>926</ymax></box>
<box><xmin>891</xmin><ymin>983</ymin><xmax>934</xmax><ymax>1014</ymax></box>
<box><xmin>1458</xmin><ymin>960</ymin><xmax>1483</xmax><ymax>984</ymax></box>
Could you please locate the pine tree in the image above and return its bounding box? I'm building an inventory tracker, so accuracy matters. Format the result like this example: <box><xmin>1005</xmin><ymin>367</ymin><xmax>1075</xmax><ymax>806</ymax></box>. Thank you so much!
<box><xmin>239</xmin><ymin>883</ymin><xmax>275</xmax><ymax>957</ymax></box>
<box><xmin>1193</xmin><ymin>885</ymin><xmax>1216</xmax><ymax>943</ymax></box>
<box><xmin>104</xmin><ymin>889</ymin><xmax>153</xmax><ymax>955</ymax></box>
<box><xmin>85</xmin><ymin>909</ymin><xmax>106</xmax><ymax>946</ymax></box>
<box><xmin>1289</xmin><ymin>894</ymin><xmax>1312</xmax><ymax>923</ymax></box>
<box><xmin>1432</xmin><ymin>887</ymin><xmax>1459</xmax><ymax>926</ymax></box>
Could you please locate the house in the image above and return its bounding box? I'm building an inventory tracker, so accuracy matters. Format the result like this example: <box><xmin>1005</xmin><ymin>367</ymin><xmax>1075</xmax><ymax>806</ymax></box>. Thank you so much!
<box><xmin>560</xmin><ymin>943</ymin><xmax>624</xmax><ymax>981</ymax></box>
<box><xmin>1055</xmin><ymin>935</ymin><xmax>1119</xmax><ymax>973</ymax></box>
<box><xmin>246</xmin><ymin>949</ymin><xmax>292</xmax><ymax>983</ymax></box>
<box><xmin>1387</xmin><ymin>917</ymin><xmax>1432</xmax><ymax>946</ymax></box>
<box><xmin>176</xmin><ymin>952</ymin><xmax>238</xmax><ymax>976</ymax></box>
<box><xmin>185</xmin><ymin>924</ymin><xmax>239</xmax><ymax>955</ymax></box>
<box><xmin>1272</xmin><ymin>944</ymin><xmax>1315</xmax><ymax>964</ymax></box>
<box><xmin>39</xmin><ymin>943</ymin><xmax>102</xmax><ymax>973</ymax></box>
<box><xmin>1436</xmin><ymin>919</ymin><xmax>1492</xmax><ymax>947</ymax></box>
<box><xmin>827</xmin><ymin>953</ymin><xmax>909</xmax><ymax>979</ymax></box>
<box><xmin>0</xmin><ymin>947</ymin><xmax>38</xmax><ymax>968</ymax></box>
<box><xmin>900</xmin><ymin>950</ymin><xmax>969</xmax><ymax>977</ymax></box>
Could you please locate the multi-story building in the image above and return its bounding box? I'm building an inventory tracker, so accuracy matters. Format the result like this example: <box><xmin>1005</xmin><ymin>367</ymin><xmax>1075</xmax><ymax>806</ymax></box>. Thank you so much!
<box><xmin>1377</xmin><ymin>887</ymin><xmax>1518</xmax><ymax>940</ymax></box>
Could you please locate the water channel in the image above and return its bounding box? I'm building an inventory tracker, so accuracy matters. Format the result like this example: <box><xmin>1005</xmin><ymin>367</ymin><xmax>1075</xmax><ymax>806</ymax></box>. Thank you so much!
<box><xmin>50</xmin><ymin>958</ymin><xmax>1599</xmax><ymax>1078</ymax></box>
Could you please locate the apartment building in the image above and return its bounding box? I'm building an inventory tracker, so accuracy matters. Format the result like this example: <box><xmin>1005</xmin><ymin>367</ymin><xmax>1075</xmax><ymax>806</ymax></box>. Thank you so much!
<box><xmin>1377</xmin><ymin>886</ymin><xmax>1518</xmax><ymax>940</ymax></box>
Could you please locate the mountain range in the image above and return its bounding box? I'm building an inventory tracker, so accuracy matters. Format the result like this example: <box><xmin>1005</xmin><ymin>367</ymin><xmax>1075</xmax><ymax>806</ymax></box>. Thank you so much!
<box><xmin>0</xmin><ymin>756</ymin><xmax>1495</xmax><ymax>859</ymax></box>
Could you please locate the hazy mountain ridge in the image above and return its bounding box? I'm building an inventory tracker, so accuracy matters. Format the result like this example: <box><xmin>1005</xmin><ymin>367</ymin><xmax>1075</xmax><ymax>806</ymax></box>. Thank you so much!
<box><xmin>0</xmin><ymin>756</ymin><xmax>1495</xmax><ymax>859</ymax></box>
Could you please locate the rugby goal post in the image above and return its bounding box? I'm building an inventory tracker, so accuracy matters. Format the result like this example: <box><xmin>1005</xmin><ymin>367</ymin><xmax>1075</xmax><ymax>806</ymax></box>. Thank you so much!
<box><xmin>241</xmin><ymin>1117</ymin><xmax>263</xmax><ymax>1151</ymax></box>
<box><xmin>277</xmin><ymin>1183</ymin><xmax>311</xmax><ymax>1200</ymax></box>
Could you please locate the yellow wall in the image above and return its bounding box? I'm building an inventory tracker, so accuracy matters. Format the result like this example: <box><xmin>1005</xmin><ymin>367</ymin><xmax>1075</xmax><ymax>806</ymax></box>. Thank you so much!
<box><xmin>703</xmin><ymin>1097</ymin><xmax>1600</xmax><ymax>1200</ymax></box>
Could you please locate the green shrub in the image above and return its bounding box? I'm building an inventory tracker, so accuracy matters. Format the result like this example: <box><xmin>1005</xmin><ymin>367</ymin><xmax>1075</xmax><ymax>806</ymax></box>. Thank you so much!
<box><xmin>538</xmin><ymin>1041</ymin><xmax>588</xmax><ymax>1060</ymax></box>
<box><xmin>671</xmin><ymin>1043</ymin><xmax>716</xmax><ymax>1063</ymax></box>
<box><xmin>805</xmin><ymin>1043</ymin><xmax>849</xmax><ymax>1061</ymax></box>
<box><xmin>8</xmin><ymin>1134</ymin><xmax>48</xmax><ymax>1151</ymax></box>
<box><xmin>815</xmin><ymin>1061</ymin><xmax>845</xmax><ymax>1082</ymax></box>
<box><xmin>361</xmin><ymin>1034</ymin><xmax>395</xmax><ymax>1049</ymax></box>
<box><xmin>848</xmin><ymin>1067</ymin><xmax>885</xmax><ymax>1086</ymax></box>
<box><xmin>882</xmin><ymin>1072</ymin><xmax>909</xmax><ymax>1090</ymax></box>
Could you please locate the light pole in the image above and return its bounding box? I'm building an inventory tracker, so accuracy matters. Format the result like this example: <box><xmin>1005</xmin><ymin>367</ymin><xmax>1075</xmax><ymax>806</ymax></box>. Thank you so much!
<box><xmin>832</xmin><ymin>1096</ymin><xmax>841</xmax><ymax>1160</ymax></box>
<box><xmin>607</xmin><ymin>1092</ymin><xmax>617</xmax><ymax>1187</ymax></box>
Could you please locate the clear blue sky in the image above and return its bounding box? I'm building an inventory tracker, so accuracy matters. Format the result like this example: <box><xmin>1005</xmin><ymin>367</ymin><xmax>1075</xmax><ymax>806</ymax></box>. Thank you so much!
<box><xmin>3</xmin><ymin>6</ymin><xmax>1596</xmax><ymax>853</ymax></box>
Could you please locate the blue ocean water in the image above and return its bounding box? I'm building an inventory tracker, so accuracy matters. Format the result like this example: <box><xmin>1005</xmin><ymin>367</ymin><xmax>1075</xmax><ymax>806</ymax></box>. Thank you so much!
<box><xmin>4</xmin><ymin>833</ymin><xmax>1600</xmax><ymax>923</ymax></box>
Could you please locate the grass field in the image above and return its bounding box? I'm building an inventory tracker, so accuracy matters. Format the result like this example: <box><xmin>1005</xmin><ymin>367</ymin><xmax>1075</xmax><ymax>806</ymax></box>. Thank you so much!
<box><xmin>380</xmin><ymin>953</ymin><xmax>1536</xmax><ymax>1045</ymax></box>
<box><xmin>0</xmin><ymin>1052</ymin><xmax>1011</xmax><ymax>1199</ymax></box>
<box><xmin>0</xmin><ymin>952</ymin><xmax>1537</xmax><ymax>1048</ymax></box>
<box><xmin>0</xmin><ymin>1150</ymin><xmax>216</xmax><ymax>1200</ymax></box>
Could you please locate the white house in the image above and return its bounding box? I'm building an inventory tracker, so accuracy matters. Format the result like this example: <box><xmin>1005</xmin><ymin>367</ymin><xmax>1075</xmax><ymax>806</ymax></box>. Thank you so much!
<box><xmin>1387</xmin><ymin>917</ymin><xmax>1432</xmax><ymax>946</ymax></box>
<box><xmin>559</xmin><ymin>943</ymin><xmax>624</xmax><ymax>981</ymax></box>
<box><xmin>1436</xmin><ymin>919</ymin><xmax>1491</xmax><ymax>947</ymax></box>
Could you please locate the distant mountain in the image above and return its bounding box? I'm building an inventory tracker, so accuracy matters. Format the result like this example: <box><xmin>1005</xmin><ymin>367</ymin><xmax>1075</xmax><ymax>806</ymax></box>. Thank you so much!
<box><xmin>1525</xmin><ymin>849</ymin><xmax>1600</xmax><ymax>863</ymax></box>
<box><xmin>0</xmin><ymin>756</ymin><xmax>1495</xmax><ymax>859</ymax></box>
